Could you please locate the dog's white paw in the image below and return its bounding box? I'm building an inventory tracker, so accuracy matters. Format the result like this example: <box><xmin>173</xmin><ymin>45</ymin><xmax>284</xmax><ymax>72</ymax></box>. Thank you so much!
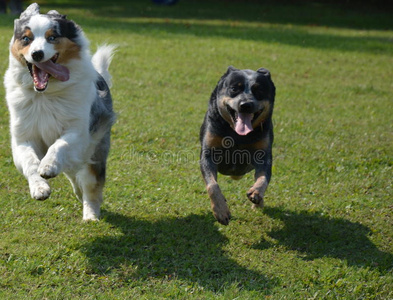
<box><xmin>83</xmin><ymin>214</ymin><xmax>100</xmax><ymax>221</ymax></box>
<box><xmin>83</xmin><ymin>200</ymin><xmax>101</xmax><ymax>221</ymax></box>
<box><xmin>30</xmin><ymin>179</ymin><xmax>51</xmax><ymax>200</ymax></box>
<box><xmin>38</xmin><ymin>159</ymin><xmax>61</xmax><ymax>179</ymax></box>
<box><xmin>83</xmin><ymin>210</ymin><xmax>100</xmax><ymax>221</ymax></box>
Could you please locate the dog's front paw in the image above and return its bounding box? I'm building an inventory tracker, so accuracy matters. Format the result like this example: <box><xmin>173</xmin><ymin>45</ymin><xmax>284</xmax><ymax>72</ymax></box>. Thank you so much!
<box><xmin>207</xmin><ymin>183</ymin><xmax>231</xmax><ymax>225</ymax></box>
<box><xmin>212</xmin><ymin>201</ymin><xmax>231</xmax><ymax>225</ymax></box>
<box><xmin>247</xmin><ymin>187</ymin><xmax>264</xmax><ymax>207</ymax></box>
<box><xmin>30</xmin><ymin>179</ymin><xmax>51</xmax><ymax>200</ymax></box>
<box><xmin>38</xmin><ymin>160</ymin><xmax>61</xmax><ymax>179</ymax></box>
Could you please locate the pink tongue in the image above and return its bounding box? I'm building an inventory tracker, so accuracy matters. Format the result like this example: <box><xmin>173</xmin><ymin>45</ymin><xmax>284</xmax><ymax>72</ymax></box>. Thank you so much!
<box><xmin>35</xmin><ymin>60</ymin><xmax>70</xmax><ymax>82</ymax></box>
<box><xmin>235</xmin><ymin>113</ymin><xmax>254</xmax><ymax>135</ymax></box>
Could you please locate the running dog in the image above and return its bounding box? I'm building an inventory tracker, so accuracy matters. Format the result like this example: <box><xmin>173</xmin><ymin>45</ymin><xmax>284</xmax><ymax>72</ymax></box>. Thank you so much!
<box><xmin>4</xmin><ymin>3</ymin><xmax>116</xmax><ymax>220</ymax></box>
<box><xmin>200</xmin><ymin>66</ymin><xmax>275</xmax><ymax>225</ymax></box>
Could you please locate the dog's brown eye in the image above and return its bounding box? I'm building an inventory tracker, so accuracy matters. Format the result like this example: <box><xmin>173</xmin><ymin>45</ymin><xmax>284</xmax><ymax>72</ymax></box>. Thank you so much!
<box><xmin>229</xmin><ymin>87</ymin><xmax>239</xmax><ymax>96</ymax></box>
<box><xmin>230</xmin><ymin>85</ymin><xmax>242</xmax><ymax>93</ymax></box>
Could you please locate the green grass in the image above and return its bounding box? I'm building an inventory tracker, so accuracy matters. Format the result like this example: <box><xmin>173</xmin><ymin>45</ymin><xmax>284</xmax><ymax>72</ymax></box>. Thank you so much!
<box><xmin>0</xmin><ymin>0</ymin><xmax>392</xmax><ymax>298</ymax></box>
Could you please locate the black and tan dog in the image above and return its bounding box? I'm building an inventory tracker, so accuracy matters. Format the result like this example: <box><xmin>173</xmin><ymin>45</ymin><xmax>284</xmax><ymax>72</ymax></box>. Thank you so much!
<box><xmin>200</xmin><ymin>66</ymin><xmax>275</xmax><ymax>225</ymax></box>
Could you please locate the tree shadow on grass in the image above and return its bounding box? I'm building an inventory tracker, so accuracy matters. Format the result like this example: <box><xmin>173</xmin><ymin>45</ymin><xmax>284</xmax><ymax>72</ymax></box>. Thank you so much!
<box><xmin>81</xmin><ymin>211</ymin><xmax>276</xmax><ymax>294</ymax></box>
<box><xmin>254</xmin><ymin>207</ymin><xmax>393</xmax><ymax>273</ymax></box>
<box><xmin>1</xmin><ymin>1</ymin><xmax>390</xmax><ymax>55</ymax></box>
<box><xmin>36</xmin><ymin>0</ymin><xmax>393</xmax><ymax>30</ymax></box>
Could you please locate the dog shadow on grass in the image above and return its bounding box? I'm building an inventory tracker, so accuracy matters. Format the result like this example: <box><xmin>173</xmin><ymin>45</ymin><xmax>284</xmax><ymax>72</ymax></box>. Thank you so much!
<box><xmin>254</xmin><ymin>206</ymin><xmax>393</xmax><ymax>272</ymax></box>
<box><xmin>81</xmin><ymin>211</ymin><xmax>276</xmax><ymax>294</ymax></box>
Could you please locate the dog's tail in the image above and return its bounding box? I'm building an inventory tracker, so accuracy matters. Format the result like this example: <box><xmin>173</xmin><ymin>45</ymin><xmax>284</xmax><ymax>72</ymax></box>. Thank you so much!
<box><xmin>92</xmin><ymin>44</ymin><xmax>116</xmax><ymax>88</ymax></box>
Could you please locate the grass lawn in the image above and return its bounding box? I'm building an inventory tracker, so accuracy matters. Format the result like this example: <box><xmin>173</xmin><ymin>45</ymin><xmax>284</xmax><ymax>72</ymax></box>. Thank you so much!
<box><xmin>0</xmin><ymin>0</ymin><xmax>392</xmax><ymax>298</ymax></box>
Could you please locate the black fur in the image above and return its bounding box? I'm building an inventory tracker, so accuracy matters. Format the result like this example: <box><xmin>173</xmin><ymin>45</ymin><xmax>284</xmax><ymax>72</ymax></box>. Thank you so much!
<box><xmin>89</xmin><ymin>73</ymin><xmax>116</xmax><ymax>182</ymax></box>
<box><xmin>54</xmin><ymin>17</ymin><xmax>80</xmax><ymax>41</ymax></box>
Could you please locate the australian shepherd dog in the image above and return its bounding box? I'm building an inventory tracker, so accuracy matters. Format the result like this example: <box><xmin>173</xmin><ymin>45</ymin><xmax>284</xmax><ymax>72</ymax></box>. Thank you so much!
<box><xmin>4</xmin><ymin>3</ymin><xmax>116</xmax><ymax>220</ymax></box>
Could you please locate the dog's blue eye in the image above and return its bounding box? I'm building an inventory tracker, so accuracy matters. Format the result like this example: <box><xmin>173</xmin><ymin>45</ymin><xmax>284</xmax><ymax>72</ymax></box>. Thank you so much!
<box><xmin>22</xmin><ymin>36</ymin><xmax>31</xmax><ymax>43</ymax></box>
<box><xmin>47</xmin><ymin>36</ymin><xmax>56</xmax><ymax>42</ymax></box>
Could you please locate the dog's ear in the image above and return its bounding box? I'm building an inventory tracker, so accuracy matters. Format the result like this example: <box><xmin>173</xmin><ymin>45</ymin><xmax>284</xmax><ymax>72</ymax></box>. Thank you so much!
<box><xmin>217</xmin><ymin>66</ymin><xmax>237</xmax><ymax>89</ymax></box>
<box><xmin>20</xmin><ymin>3</ymin><xmax>40</xmax><ymax>19</ymax></box>
<box><xmin>14</xmin><ymin>19</ymin><xmax>20</xmax><ymax>31</ymax></box>
<box><xmin>257</xmin><ymin>68</ymin><xmax>271</xmax><ymax>78</ymax></box>
<box><xmin>55</xmin><ymin>18</ymin><xmax>80</xmax><ymax>41</ymax></box>
<box><xmin>48</xmin><ymin>10</ymin><xmax>67</xmax><ymax>19</ymax></box>
<box><xmin>220</xmin><ymin>66</ymin><xmax>238</xmax><ymax>84</ymax></box>
<box><xmin>211</xmin><ymin>66</ymin><xmax>237</xmax><ymax>101</ymax></box>
<box><xmin>258</xmin><ymin>68</ymin><xmax>275</xmax><ymax>99</ymax></box>
<box><xmin>227</xmin><ymin>65</ymin><xmax>238</xmax><ymax>73</ymax></box>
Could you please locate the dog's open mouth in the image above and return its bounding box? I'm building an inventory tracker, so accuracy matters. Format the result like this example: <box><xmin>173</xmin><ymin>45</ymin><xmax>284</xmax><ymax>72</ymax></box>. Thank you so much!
<box><xmin>226</xmin><ymin>105</ymin><xmax>264</xmax><ymax>136</ymax></box>
<box><xmin>26</xmin><ymin>54</ymin><xmax>70</xmax><ymax>92</ymax></box>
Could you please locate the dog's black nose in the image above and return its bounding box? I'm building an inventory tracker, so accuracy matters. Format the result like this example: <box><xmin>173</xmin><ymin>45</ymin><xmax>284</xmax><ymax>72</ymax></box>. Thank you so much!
<box><xmin>32</xmin><ymin>50</ymin><xmax>44</xmax><ymax>62</ymax></box>
<box><xmin>239</xmin><ymin>101</ymin><xmax>254</xmax><ymax>113</ymax></box>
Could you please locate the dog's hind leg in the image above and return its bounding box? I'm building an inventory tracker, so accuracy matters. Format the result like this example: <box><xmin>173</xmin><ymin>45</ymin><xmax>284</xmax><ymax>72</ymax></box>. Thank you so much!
<box><xmin>76</xmin><ymin>163</ymin><xmax>105</xmax><ymax>221</ymax></box>
<box><xmin>64</xmin><ymin>172</ymin><xmax>83</xmax><ymax>202</ymax></box>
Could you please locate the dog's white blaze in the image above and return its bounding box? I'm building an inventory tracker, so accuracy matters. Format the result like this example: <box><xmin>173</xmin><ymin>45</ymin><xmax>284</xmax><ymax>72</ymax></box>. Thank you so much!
<box><xmin>25</xmin><ymin>15</ymin><xmax>56</xmax><ymax>63</ymax></box>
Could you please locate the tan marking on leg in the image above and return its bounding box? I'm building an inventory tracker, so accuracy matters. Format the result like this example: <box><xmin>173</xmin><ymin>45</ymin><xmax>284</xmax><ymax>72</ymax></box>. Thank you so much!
<box><xmin>86</xmin><ymin>164</ymin><xmax>105</xmax><ymax>202</ymax></box>
<box><xmin>207</xmin><ymin>182</ymin><xmax>231</xmax><ymax>225</ymax></box>
<box><xmin>245</xmin><ymin>135</ymin><xmax>270</xmax><ymax>150</ymax></box>
<box><xmin>204</xmin><ymin>130</ymin><xmax>223</xmax><ymax>148</ymax></box>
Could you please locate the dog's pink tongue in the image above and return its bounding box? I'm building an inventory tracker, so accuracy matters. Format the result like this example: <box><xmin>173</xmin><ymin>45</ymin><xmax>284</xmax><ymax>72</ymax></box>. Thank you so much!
<box><xmin>35</xmin><ymin>60</ymin><xmax>70</xmax><ymax>82</ymax></box>
<box><xmin>235</xmin><ymin>113</ymin><xmax>254</xmax><ymax>136</ymax></box>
